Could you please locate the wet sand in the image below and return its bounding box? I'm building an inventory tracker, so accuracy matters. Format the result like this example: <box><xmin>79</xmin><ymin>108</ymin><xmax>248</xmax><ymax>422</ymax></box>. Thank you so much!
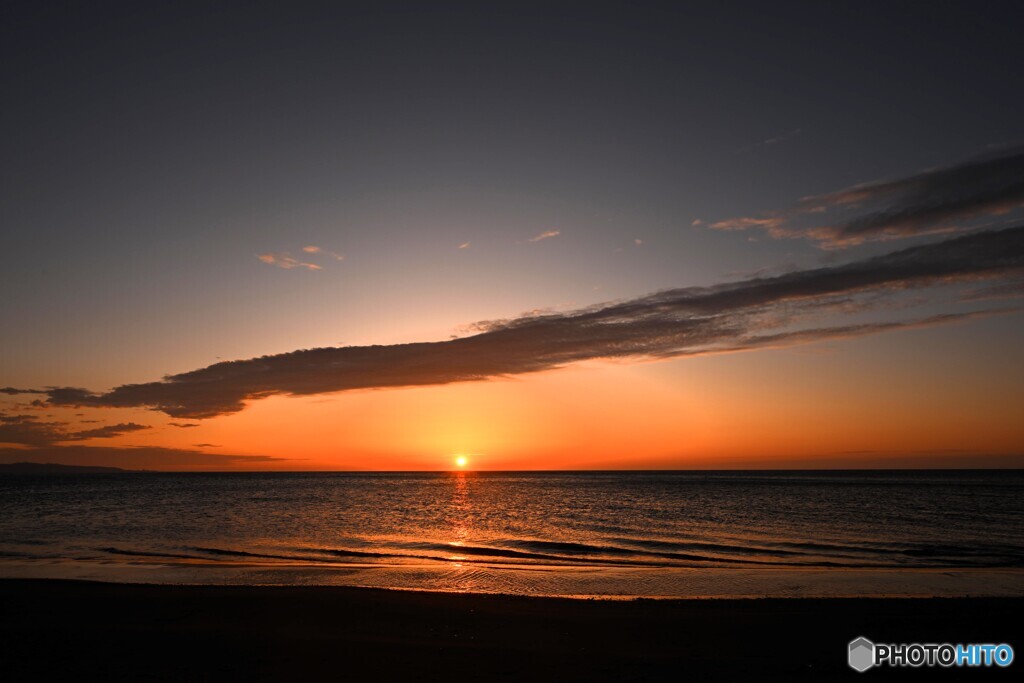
<box><xmin>0</xmin><ymin>579</ymin><xmax>1020</xmax><ymax>681</ymax></box>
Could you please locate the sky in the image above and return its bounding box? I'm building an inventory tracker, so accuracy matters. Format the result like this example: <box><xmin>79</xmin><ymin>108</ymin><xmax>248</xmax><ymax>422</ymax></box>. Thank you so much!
<box><xmin>2</xmin><ymin>1</ymin><xmax>1023</xmax><ymax>470</ymax></box>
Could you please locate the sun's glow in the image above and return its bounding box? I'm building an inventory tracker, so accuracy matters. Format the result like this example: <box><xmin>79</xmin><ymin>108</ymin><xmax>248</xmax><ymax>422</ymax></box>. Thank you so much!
<box><xmin>454</xmin><ymin>455</ymin><xmax>468</xmax><ymax>468</ymax></box>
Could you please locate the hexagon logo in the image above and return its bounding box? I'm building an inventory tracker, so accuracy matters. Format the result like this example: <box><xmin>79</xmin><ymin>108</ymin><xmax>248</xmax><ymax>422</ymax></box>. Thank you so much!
<box><xmin>848</xmin><ymin>637</ymin><xmax>875</xmax><ymax>672</ymax></box>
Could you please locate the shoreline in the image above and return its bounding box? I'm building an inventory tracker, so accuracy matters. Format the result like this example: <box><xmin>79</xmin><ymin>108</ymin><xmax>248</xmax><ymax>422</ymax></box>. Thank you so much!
<box><xmin>2</xmin><ymin>560</ymin><xmax>1022</xmax><ymax>599</ymax></box>
<box><xmin>2</xmin><ymin>578</ymin><xmax>1021</xmax><ymax>680</ymax></box>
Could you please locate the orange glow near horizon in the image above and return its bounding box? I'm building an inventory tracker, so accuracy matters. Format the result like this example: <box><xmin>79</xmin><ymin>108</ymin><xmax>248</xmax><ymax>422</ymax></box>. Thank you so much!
<box><xmin>3</xmin><ymin>327</ymin><xmax>1022</xmax><ymax>471</ymax></box>
<box><xmin>5</xmin><ymin>5</ymin><xmax>1024</xmax><ymax>483</ymax></box>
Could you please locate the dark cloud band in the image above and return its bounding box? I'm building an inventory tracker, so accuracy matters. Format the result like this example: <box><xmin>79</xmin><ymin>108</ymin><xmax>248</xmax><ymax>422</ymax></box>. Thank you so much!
<box><xmin>0</xmin><ymin>416</ymin><xmax>148</xmax><ymax>446</ymax></box>
<box><xmin>11</xmin><ymin>225</ymin><xmax>1022</xmax><ymax>419</ymax></box>
<box><xmin>712</xmin><ymin>146</ymin><xmax>1024</xmax><ymax>246</ymax></box>
<box><xmin>0</xmin><ymin>445</ymin><xmax>286</xmax><ymax>469</ymax></box>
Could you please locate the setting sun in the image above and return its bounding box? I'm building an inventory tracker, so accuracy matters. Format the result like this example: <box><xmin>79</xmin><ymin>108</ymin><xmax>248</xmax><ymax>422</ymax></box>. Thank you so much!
<box><xmin>454</xmin><ymin>455</ymin><xmax>468</xmax><ymax>469</ymax></box>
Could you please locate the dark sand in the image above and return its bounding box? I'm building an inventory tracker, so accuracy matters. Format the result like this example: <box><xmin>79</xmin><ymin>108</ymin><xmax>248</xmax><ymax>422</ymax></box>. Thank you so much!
<box><xmin>0</xmin><ymin>580</ymin><xmax>1019</xmax><ymax>681</ymax></box>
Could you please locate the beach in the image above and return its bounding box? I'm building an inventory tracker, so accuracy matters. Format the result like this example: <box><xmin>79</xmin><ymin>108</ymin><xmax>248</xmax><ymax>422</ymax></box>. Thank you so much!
<box><xmin>1</xmin><ymin>579</ymin><xmax>1020</xmax><ymax>681</ymax></box>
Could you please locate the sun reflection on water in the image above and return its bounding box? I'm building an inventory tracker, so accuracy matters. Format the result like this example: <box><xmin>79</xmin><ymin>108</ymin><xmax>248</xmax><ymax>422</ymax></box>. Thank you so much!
<box><xmin>446</xmin><ymin>471</ymin><xmax>475</xmax><ymax>572</ymax></box>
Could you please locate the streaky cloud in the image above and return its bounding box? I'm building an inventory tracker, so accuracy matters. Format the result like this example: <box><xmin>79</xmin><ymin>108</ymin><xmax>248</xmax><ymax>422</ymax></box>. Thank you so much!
<box><xmin>16</xmin><ymin>225</ymin><xmax>1023</xmax><ymax>419</ymax></box>
<box><xmin>734</xmin><ymin>128</ymin><xmax>801</xmax><ymax>155</ymax></box>
<box><xmin>0</xmin><ymin>445</ymin><xmax>287</xmax><ymax>470</ymax></box>
<box><xmin>257</xmin><ymin>252</ymin><xmax>322</xmax><ymax>271</ymax></box>
<box><xmin>70</xmin><ymin>423</ymin><xmax>150</xmax><ymax>440</ymax></box>
<box><xmin>528</xmin><ymin>229</ymin><xmax>560</xmax><ymax>242</ymax></box>
<box><xmin>711</xmin><ymin>146</ymin><xmax>1024</xmax><ymax>247</ymax></box>
<box><xmin>672</xmin><ymin>309</ymin><xmax>1018</xmax><ymax>359</ymax></box>
<box><xmin>0</xmin><ymin>414</ymin><xmax>149</xmax><ymax>446</ymax></box>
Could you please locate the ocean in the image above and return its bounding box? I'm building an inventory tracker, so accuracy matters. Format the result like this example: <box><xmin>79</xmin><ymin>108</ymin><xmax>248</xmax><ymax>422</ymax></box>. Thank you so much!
<box><xmin>2</xmin><ymin>470</ymin><xmax>1022</xmax><ymax>598</ymax></box>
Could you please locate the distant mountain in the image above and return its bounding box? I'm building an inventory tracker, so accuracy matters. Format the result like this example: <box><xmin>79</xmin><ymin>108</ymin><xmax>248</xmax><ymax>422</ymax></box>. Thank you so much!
<box><xmin>0</xmin><ymin>462</ymin><xmax>131</xmax><ymax>474</ymax></box>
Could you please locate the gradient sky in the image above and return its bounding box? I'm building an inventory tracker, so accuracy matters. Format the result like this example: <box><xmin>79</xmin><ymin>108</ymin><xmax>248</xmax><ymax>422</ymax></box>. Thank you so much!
<box><xmin>2</xmin><ymin>1</ymin><xmax>1023</xmax><ymax>470</ymax></box>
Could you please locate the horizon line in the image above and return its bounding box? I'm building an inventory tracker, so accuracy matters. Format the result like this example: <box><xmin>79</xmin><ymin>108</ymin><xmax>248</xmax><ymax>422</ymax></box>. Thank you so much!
<box><xmin>4</xmin><ymin>463</ymin><xmax>1022</xmax><ymax>474</ymax></box>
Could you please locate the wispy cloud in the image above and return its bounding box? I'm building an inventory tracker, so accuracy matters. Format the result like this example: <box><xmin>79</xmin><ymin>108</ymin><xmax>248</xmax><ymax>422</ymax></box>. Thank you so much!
<box><xmin>734</xmin><ymin>128</ymin><xmax>801</xmax><ymax>155</ymax></box>
<box><xmin>528</xmin><ymin>229</ymin><xmax>560</xmax><ymax>242</ymax></box>
<box><xmin>257</xmin><ymin>253</ymin><xmax>322</xmax><ymax>271</ymax></box>
<box><xmin>303</xmin><ymin>245</ymin><xmax>345</xmax><ymax>260</ymax></box>
<box><xmin>458</xmin><ymin>242</ymin><xmax>471</xmax><ymax>249</ymax></box>
<box><xmin>19</xmin><ymin>225</ymin><xmax>1024</xmax><ymax>419</ymax></box>
<box><xmin>710</xmin><ymin>146</ymin><xmax>1024</xmax><ymax>248</ymax></box>
<box><xmin>258</xmin><ymin>244</ymin><xmax>344</xmax><ymax>270</ymax></box>
<box><xmin>69</xmin><ymin>423</ymin><xmax>149</xmax><ymax>440</ymax></box>
<box><xmin>960</xmin><ymin>278</ymin><xmax>1024</xmax><ymax>303</ymax></box>
<box><xmin>168</xmin><ymin>422</ymin><xmax>200</xmax><ymax>428</ymax></box>
<box><xmin>0</xmin><ymin>414</ymin><xmax>281</xmax><ymax>469</ymax></box>
<box><xmin>0</xmin><ymin>414</ymin><xmax>149</xmax><ymax>446</ymax></box>
<box><xmin>0</xmin><ymin>445</ymin><xmax>286</xmax><ymax>469</ymax></box>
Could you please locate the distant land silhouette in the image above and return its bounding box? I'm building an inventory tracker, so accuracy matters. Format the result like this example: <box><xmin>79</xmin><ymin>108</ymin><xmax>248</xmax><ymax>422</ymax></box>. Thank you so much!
<box><xmin>0</xmin><ymin>462</ymin><xmax>132</xmax><ymax>474</ymax></box>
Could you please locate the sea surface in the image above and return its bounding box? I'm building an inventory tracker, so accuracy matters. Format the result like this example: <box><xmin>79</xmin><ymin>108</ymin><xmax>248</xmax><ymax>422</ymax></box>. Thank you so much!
<box><xmin>2</xmin><ymin>470</ymin><xmax>1023</xmax><ymax>598</ymax></box>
